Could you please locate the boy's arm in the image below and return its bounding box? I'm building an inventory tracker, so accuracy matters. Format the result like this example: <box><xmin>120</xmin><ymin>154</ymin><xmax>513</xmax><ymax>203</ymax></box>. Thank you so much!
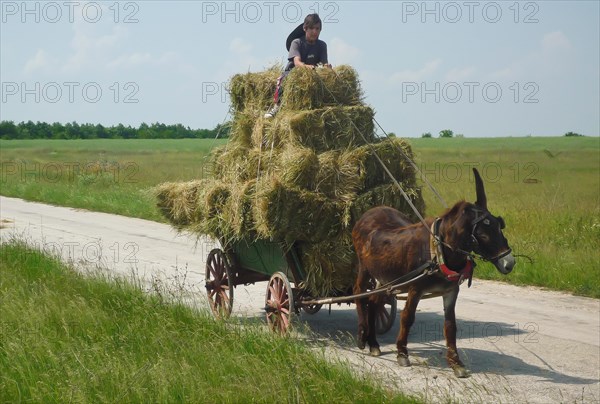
<box><xmin>321</xmin><ymin>42</ymin><xmax>332</xmax><ymax>68</ymax></box>
<box><xmin>293</xmin><ymin>56</ymin><xmax>315</xmax><ymax>69</ymax></box>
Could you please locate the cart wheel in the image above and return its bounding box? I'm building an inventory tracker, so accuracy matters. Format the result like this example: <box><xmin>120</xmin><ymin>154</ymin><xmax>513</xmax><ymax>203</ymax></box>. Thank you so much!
<box><xmin>265</xmin><ymin>272</ymin><xmax>295</xmax><ymax>334</ymax></box>
<box><xmin>375</xmin><ymin>295</ymin><xmax>397</xmax><ymax>335</ymax></box>
<box><xmin>302</xmin><ymin>304</ymin><xmax>323</xmax><ymax>315</ymax></box>
<box><xmin>205</xmin><ymin>248</ymin><xmax>234</xmax><ymax>319</ymax></box>
<box><xmin>302</xmin><ymin>303</ymin><xmax>322</xmax><ymax>315</ymax></box>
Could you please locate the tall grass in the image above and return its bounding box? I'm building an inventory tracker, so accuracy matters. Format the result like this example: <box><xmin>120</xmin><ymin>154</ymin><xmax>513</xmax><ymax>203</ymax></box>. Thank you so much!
<box><xmin>0</xmin><ymin>139</ymin><xmax>227</xmax><ymax>220</ymax></box>
<box><xmin>0</xmin><ymin>137</ymin><xmax>598</xmax><ymax>297</ymax></box>
<box><xmin>410</xmin><ymin>137</ymin><xmax>599</xmax><ymax>297</ymax></box>
<box><xmin>0</xmin><ymin>240</ymin><xmax>418</xmax><ymax>403</ymax></box>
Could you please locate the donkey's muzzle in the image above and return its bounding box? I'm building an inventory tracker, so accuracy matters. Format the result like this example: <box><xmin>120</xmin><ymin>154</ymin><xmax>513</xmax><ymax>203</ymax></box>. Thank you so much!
<box><xmin>493</xmin><ymin>252</ymin><xmax>515</xmax><ymax>274</ymax></box>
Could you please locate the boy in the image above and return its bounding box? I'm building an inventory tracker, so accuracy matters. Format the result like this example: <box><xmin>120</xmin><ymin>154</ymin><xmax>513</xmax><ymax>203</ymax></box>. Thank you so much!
<box><xmin>264</xmin><ymin>13</ymin><xmax>332</xmax><ymax>118</ymax></box>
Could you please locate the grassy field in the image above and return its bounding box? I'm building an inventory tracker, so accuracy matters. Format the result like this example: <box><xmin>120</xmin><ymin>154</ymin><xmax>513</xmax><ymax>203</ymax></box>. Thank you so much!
<box><xmin>0</xmin><ymin>241</ymin><xmax>418</xmax><ymax>403</ymax></box>
<box><xmin>0</xmin><ymin>137</ymin><xmax>598</xmax><ymax>297</ymax></box>
<box><xmin>0</xmin><ymin>138</ymin><xmax>227</xmax><ymax>221</ymax></box>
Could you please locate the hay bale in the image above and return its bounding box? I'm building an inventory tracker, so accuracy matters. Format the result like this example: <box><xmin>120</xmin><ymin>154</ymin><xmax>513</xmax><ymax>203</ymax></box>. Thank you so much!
<box><xmin>343</xmin><ymin>137</ymin><xmax>417</xmax><ymax>192</ymax></box>
<box><xmin>253</xmin><ymin>179</ymin><xmax>343</xmax><ymax>244</ymax></box>
<box><xmin>347</xmin><ymin>183</ymin><xmax>425</xmax><ymax>227</ymax></box>
<box><xmin>225</xmin><ymin>179</ymin><xmax>258</xmax><ymax>240</ymax></box>
<box><xmin>278</xmin><ymin>146</ymin><xmax>319</xmax><ymax>190</ymax></box>
<box><xmin>228</xmin><ymin>67</ymin><xmax>281</xmax><ymax>112</ymax></box>
<box><xmin>297</xmin><ymin>232</ymin><xmax>356</xmax><ymax>296</ymax></box>
<box><xmin>200</xmin><ymin>182</ymin><xmax>233</xmax><ymax>240</ymax></box>
<box><xmin>212</xmin><ymin>143</ymin><xmax>277</xmax><ymax>183</ymax></box>
<box><xmin>282</xmin><ymin>65</ymin><xmax>362</xmax><ymax>110</ymax></box>
<box><xmin>314</xmin><ymin>137</ymin><xmax>417</xmax><ymax>201</ymax></box>
<box><xmin>228</xmin><ymin>109</ymin><xmax>262</xmax><ymax>147</ymax></box>
<box><xmin>154</xmin><ymin>180</ymin><xmax>210</xmax><ymax>228</ymax></box>
<box><xmin>315</xmin><ymin>150</ymin><xmax>361</xmax><ymax>202</ymax></box>
<box><xmin>260</xmin><ymin>106</ymin><xmax>375</xmax><ymax>153</ymax></box>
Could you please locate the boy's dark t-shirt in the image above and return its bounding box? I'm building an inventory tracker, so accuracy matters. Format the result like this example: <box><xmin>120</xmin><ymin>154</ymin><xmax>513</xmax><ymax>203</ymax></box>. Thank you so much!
<box><xmin>285</xmin><ymin>37</ymin><xmax>328</xmax><ymax>71</ymax></box>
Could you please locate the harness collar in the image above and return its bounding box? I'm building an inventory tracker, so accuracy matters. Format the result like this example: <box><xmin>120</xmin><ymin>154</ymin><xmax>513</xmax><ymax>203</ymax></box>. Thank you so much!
<box><xmin>430</xmin><ymin>218</ymin><xmax>475</xmax><ymax>287</ymax></box>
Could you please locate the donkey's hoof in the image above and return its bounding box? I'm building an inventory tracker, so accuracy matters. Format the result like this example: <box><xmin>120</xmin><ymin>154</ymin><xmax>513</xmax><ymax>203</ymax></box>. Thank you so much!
<box><xmin>370</xmin><ymin>346</ymin><xmax>381</xmax><ymax>357</ymax></box>
<box><xmin>357</xmin><ymin>339</ymin><xmax>366</xmax><ymax>350</ymax></box>
<box><xmin>397</xmin><ymin>354</ymin><xmax>411</xmax><ymax>367</ymax></box>
<box><xmin>452</xmin><ymin>365</ymin><xmax>470</xmax><ymax>378</ymax></box>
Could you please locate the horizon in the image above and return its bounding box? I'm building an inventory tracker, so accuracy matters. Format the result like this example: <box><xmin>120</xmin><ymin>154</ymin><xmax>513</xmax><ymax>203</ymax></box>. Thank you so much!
<box><xmin>1</xmin><ymin>1</ymin><xmax>599</xmax><ymax>137</ymax></box>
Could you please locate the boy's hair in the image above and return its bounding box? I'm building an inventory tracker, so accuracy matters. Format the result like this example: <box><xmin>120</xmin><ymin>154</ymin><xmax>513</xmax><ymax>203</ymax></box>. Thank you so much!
<box><xmin>303</xmin><ymin>13</ymin><xmax>322</xmax><ymax>30</ymax></box>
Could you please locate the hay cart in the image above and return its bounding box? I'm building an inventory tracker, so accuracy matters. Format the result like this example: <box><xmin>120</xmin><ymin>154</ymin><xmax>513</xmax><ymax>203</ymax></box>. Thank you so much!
<box><xmin>205</xmin><ymin>238</ymin><xmax>403</xmax><ymax>334</ymax></box>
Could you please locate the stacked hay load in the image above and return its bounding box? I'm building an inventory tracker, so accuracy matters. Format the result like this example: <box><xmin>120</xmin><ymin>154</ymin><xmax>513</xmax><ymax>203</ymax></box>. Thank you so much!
<box><xmin>156</xmin><ymin>65</ymin><xmax>424</xmax><ymax>296</ymax></box>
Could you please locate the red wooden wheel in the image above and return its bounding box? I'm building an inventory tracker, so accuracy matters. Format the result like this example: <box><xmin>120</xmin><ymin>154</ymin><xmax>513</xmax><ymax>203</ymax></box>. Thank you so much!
<box><xmin>265</xmin><ymin>272</ymin><xmax>295</xmax><ymax>333</ymax></box>
<box><xmin>205</xmin><ymin>248</ymin><xmax>234</xmax><ymax>319</ymax></box>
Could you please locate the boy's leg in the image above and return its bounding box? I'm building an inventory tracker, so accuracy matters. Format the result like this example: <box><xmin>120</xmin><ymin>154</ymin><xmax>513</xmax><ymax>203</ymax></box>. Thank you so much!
<box><xmin>266</xmin><ymin>70</ymin><xmax>290</xmax><ymax>118</ymax></box>
<box><xmin>274</xmin><ymin>70</ymin><xmax>290</xmax><ymax>104</ymax></box>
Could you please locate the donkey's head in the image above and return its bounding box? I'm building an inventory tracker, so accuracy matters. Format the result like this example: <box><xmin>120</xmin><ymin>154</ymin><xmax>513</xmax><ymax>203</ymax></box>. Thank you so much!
<box><xmin>466</xmin><ymin>168</ymin><xmax>515</xmax><ymax>274</ymax></box>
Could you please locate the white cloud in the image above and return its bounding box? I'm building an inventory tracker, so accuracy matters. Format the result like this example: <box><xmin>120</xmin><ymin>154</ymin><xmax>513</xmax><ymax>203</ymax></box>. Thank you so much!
<box><xmin>389</xmin><ymin>59</ymin><xmax>442</xmax><ymax>83</ymax></box>
<box><xmin>107</xmin><ymin>52</ymin><xmax>152</xmax><ymax>69</ymax></box>
<box><xmin>62</xmin><ymin>24</ymin><xmax>128</xmax><ymax>72</ymax></box>
<box><xmin>489</xmin><ymin>31</ymin><xmax>573</xmax><ymax>80</ymax></box>
<box><xmin>229</xmin><ymin>37</ymin><xmax>253</xmax><ymax>55</ymax></box>
<box><xmin>445</xmin><ymin>66</ymin><xmax>476</xmax><ymax>82</ymax></box>
<box><xmin>329</xmin><ymin>37</ymin><xmax>360</xmax><ymax>65</ymax></box>
<box><xmin>489</xmin><ymin>67</ymin><xmax>514</xmax><ymax>80</ymax></box>
<box><xmin>24</xmin><ymin>49</ymin><xmax>55</xmax><ymax>74</ymax></box>
<box><xmin>542</xmin><ymin>31</ymin><xmax>572</xmax><ymax>52</ymax></box>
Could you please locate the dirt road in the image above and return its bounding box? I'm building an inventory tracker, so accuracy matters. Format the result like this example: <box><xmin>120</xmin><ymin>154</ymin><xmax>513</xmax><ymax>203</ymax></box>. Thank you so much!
<box><xmin>1</xmin><ymin>196</ymin><xmax>598</xmax><ymax>403</ymax></box>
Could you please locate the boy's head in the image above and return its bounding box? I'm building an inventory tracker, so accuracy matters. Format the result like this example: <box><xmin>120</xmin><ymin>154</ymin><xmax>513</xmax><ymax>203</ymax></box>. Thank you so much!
<box><xmin>303</xmin><ymin>13</ymin><xmax>322</xmax><ymax>30</ymax></box>
<box><xmin>303</xmin><ymin>14</ymin><xmax>322</xmax><ymax>43</ymax></box>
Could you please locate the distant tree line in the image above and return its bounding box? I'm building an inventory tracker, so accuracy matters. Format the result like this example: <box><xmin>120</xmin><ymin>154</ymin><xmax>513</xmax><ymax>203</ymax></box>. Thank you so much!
<box><xmin>0</xmin><ymin>121</ymin><xmax>230</xmax><ymax>140</ymax></box>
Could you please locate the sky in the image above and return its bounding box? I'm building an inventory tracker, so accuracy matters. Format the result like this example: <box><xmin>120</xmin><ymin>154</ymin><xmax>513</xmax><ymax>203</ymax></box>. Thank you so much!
<box><xmin>1</xmin><ymin>0</ymin><xmax>599</xmax><ymax>137</ymax></box>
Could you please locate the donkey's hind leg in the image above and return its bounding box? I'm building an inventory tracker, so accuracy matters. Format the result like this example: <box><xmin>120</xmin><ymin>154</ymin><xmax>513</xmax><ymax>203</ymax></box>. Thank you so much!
<box><xmin>354</xmin><ymin>266</ymin><xmax>371</xmax><ymax>350</ymax></box>
<box><xmin>396</xmin><ymin>287</ymin><xmax>422</xmax><ymax>366</ymax></box>
<box><xmin>366</xmin><ymin>294</ymin><xmax>384</xmax><ymax>356</ymax></box>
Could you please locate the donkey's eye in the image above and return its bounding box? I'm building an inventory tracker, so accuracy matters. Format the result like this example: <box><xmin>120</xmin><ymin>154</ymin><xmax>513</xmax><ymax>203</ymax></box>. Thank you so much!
<box><xmin>483</xmin><ymin>219</ymin><xmax>490</xmax><ymax>226</ymax></box>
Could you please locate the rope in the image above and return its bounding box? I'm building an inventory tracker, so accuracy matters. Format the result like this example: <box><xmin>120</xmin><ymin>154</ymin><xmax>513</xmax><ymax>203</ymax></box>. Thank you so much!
<box><xmin>310</xmin><ymin>68</ymin><xmax>434</xmax><ymax>233</ymax></box>
<box><xmin>327</xmin><ymin>67</ymin><xmax>449</xmax><ymax>209</ymax></box>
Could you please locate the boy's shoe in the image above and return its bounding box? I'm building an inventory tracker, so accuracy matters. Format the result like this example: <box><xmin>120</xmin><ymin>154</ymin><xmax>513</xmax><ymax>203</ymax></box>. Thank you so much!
<box><xmin>264</xmin><ymin>103</ymin><xmax>280</xmax><ymax>119</ymax></box>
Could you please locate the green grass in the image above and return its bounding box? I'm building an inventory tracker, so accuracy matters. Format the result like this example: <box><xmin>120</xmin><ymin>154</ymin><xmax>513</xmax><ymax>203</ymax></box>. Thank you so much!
<box><xmin>408</xmin><ymin>137</ymin><xmax>600</xmax><ymax>297</ymax></box>
<box><xmin>0</xmin><ymin>139</ymin><xmax>227</xmax><ymax>220</ymax></box>
<box><xmin>1</xmin><ymin>137</ymin><xmax>598</xmax><ymax>297</ymax></box>
<box><xmin>0</xmin><ymin>240</ymin><xmax>418</xmax><ymax>403</ymax></box>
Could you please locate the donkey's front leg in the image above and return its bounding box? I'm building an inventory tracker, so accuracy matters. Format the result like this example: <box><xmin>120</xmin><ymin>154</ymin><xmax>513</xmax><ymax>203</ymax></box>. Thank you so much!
<box><xmin>396</xmin><ymin>287</ymin><xmax>422</xmax><ymax>367</ymax></box>
<box><xmin>443</xmin><ymin>285</ymin><xmax>469</xmax><ymax>378</ymax></box>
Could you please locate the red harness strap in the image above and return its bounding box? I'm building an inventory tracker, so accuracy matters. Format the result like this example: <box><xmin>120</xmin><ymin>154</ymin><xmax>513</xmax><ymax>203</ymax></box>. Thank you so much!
<box><xmin>430</xmin><ymin>219</ymin><xmax>475</xmax><ymax>286</ymax></box>
<box><xmin>440</xmin><ymin>259</ymin><xmax>473</xmax><ymax>283</ymax></box>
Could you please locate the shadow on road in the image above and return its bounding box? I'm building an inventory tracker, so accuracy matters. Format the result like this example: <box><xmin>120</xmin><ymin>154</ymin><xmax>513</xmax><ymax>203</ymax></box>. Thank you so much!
<box><xmin>290</xmin><ymin>306</ymin><xmax>599</xmax><ymax>386</ymax></box>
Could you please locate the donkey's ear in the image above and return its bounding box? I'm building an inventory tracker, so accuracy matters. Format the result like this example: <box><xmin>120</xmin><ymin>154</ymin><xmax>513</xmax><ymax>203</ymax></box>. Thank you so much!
<box><xmin>473</xmin><ymin>168</ymin><xmax>487</xmax><ymax>210</ymax></box>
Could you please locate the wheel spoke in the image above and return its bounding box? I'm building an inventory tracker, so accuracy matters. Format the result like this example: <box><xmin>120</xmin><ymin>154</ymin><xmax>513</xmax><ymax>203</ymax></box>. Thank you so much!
<box><xmin>380</xmin><ymin>308</ymin><xmax>390</xmax><ymax>323</ymax></box>
<box><xmin>281</xmin><ymin>313</ymin><xmax>289</xmax><ymax>329</ymax></box>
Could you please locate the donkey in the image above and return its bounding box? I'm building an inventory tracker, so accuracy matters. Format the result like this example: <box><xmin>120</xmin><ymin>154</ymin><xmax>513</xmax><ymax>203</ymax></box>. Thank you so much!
<box><xmin>352</xmin><ymin>168</ymin><xmax>514</xmax><ymax>377</ymax></box>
